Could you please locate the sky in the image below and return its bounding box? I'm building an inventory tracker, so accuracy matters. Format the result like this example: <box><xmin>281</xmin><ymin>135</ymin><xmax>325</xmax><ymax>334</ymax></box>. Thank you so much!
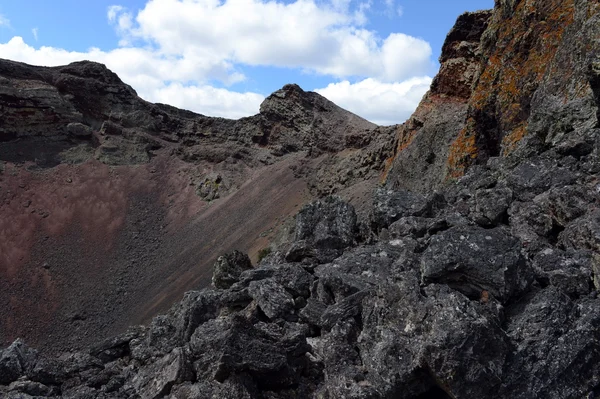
<box><xmin>0</xmin><ymin>0</ymin><xmax>493</xmax><ymax>125</ymax></box>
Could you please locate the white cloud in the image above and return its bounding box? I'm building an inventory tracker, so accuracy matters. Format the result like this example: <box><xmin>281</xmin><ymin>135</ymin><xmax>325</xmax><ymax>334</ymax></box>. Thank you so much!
<box><xmin>107</xmin><ymin>5</ymin><xmax>124</xmax><ymax>22</ymax></box>
<box><xmin>397</xmin><ymin>5</ymin><xmax>404</xmax><ymax>17</ymax></box>
<box><xmin>107</xmin><ymin>6</ymin><xmax>135</xmax><ymax>46</ymax></box>
<box><xmin>32</xmin><ymin>28</ymin><xmax>38</xmax><ymax>41</ymax></box>
<box><xmin>114</xmin><ymin>0</ymin><xmax>432</xmax><ymax>82</ymax></box>
<box><xmin>150</xmin><ymin>83</ymin><xmax>264</xmax><ymax>119</ymax></box>
<box><xmin>315</xmin><ymin>77</ymin><xmax>432</xmax><ymax>125</ymax></box>
<box><xmin>0</xmin><ymin>13</ymin><xmax>9</xmax><ymax>27</ymax></box>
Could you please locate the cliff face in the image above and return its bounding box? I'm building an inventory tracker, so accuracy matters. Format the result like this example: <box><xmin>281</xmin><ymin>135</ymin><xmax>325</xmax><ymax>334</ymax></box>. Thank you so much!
<box><xmin>1</xmin><ymin>1</ymin><xmax>600</xmax><ymax>398</ymax></box>
<box><xmin>387</xmin><ymin>0</ymin><xmax>600</xmax><ymax>189</ymax></box>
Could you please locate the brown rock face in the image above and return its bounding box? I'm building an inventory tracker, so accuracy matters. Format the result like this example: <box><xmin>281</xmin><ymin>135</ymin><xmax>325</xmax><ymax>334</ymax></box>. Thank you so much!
<box><xmin>0</xmin><ymin>59</ymin><xmax>391</xmax><ymax>353</ymax></box>
<box><xmin>384</xmin><ymin>10</ymin><xmax>492</xmax><ymax>192</ymax></box>
<box><xmin>387</xmin><ymin>0</ymin><xmax>600</xmax><ymax>188</ymax></box>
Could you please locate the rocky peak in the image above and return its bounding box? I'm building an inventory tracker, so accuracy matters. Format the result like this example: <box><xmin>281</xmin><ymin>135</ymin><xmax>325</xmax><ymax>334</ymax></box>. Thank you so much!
<box><xmin>431</xmin><ymin>10</ymin><xmax>492</xmax><ymax>99</ymax></box>
<box><xmin>382</xmin><ymin>9</ymin><xmax>491</xmax><ymax>193</ymax></box>
<box><xmin>55</xmin><ymin>61</ymin><xmax>130</xmax><ymax>87</ymax></box>
<box><xmin>255</xmin><ymin>82</ymin><xmax>376</xmax><ymax>153</ymax></box>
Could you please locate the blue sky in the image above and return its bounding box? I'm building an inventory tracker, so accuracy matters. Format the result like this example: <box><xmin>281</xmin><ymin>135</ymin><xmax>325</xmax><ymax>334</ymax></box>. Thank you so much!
<box><xmin>0</xmin><ymin>0</ymin><xmax>493</xmax><ymax>125</ymax></box>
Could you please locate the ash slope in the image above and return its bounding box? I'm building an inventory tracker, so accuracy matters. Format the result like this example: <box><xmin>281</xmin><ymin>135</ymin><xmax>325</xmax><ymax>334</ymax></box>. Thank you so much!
<box><xmin>2</xmin><ymin>0</ymin><xmax>600</xmax><ymax>398</ymax></box>
<box><xmin>0</xmin><ymin>58</ymin><xmax>394</xmax><ymax>354</ymax></box>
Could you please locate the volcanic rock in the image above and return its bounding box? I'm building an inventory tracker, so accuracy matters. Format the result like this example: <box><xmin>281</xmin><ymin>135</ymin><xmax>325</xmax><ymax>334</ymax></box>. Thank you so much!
<box><xmin>2</xmin><ymin>0</ymin><xmax>600</xmax><ymax>398</ymax></box>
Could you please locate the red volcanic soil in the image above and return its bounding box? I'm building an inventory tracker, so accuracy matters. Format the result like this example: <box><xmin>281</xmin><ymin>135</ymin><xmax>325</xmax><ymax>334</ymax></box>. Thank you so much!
<box><xmin>0</xmin><ymin>154</ymin><xmax>311</xmax><ymax>353</ymax></box>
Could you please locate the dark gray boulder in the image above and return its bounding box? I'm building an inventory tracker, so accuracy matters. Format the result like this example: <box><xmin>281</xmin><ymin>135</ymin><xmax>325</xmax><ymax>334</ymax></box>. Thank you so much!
<box><xmin>212</xmin><ymin>250</ymin><xmax>253</xmax><ymax>289</ymax></box>
<box><xmin>0</xmin><ymin>340</ymin><xmax>37</xmax><ymax>385</ymax></box>
<box><xmin>421</xmin><ymin>225</ymin><xmax>533</xmax><ymax>302</ymax></box>
<box><xmin>532</xmin><ymin>248</ymin><xmax>593</xmax><ymax>298</ymax></box>
<box><xmin>189</xmin><ymin>315</ymin><xmax>312</xmax><ymax>389</ymax></box>
<box><xmin>559</xmin><ymin>209</ymin><xmax>600</xmax><ymax>252</ymax></box>
<box><xmin>371</xmin><ymin>188</ymin><xmax>431</xmax><ymax>230</ymax></box>
<box><xmin>286</xmin><ymin>196</ymin><xmax>357</xmax><ymax>263</ymax></box>
<box><xmin>248</xmin><ymin>279</ymin><xmax>296</xmax><ymax>320</ymax></box>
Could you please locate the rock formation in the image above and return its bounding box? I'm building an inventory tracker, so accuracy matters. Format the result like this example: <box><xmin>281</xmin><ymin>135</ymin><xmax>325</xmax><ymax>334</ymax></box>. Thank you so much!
<box><xmin>1</xmin><ymin>0</ymin><xmax>600</xmax><ymax>398</ymax></box>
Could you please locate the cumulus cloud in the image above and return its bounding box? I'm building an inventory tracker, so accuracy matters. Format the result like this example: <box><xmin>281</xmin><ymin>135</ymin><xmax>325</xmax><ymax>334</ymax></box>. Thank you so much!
<box><xmin>113</xmin><ymin>0</ymin><xmax>432</xmax><ymax>81</ymax></box>
<box><xmin>150</xmin><ymin>83</ymin><xmax>264</xmax><ymax>119</ymax></box>
<box><xmin>315</xmin><ymin>77</ymin><xmax>432</xmax><ymax>125</ymax></box>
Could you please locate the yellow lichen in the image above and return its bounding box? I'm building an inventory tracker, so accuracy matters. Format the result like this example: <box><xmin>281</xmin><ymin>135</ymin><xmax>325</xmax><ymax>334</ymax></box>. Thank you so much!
<box><xmin>447</xmin><ymin>118</ymin><xmax>478</xmax><ymax>179</ymax></box>
<box><xmin>502</xmin><ymin>123</ymin><xmax>528</xmax><ymax>156</ymax></box>
<box><xmin>463</xmin><ymin>0</ymin><xmax>576</xmax><ymax>162</ymax></box>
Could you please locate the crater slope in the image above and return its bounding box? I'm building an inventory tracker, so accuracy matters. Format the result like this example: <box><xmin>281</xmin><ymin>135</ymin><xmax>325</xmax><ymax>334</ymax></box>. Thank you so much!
<box><xmin>0</xmin><ymin>61</ymin><xmax>394</xmax><ymax>353</ymax></box>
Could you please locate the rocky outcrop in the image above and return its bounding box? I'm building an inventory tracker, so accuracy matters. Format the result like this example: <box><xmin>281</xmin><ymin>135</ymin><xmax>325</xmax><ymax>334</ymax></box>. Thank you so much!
<box><xmin>386</xmin><ymin>0</ymin><xmax>600</xmax><ymax>191</ymax></box>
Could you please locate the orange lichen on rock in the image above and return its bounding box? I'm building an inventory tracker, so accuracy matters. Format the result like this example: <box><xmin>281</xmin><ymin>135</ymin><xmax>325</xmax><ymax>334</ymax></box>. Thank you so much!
<box><xmin>453</xmin><ymin>0</ymin><xmax>577</xmax><ymax>174</ymax></box>
<box><xmin>379</xmin><ymin>122</ymin><xmax>418</xmax><ymax>183</ymax></box>
<box><xmin>447</xmin><ymin>118</ymin><xmax>478</xmax><ymax>179</ymax></box>
<box><xmin>502</xmin><ymin>123</ymin><xmax>528</xmax><ymax>155</ymax></box>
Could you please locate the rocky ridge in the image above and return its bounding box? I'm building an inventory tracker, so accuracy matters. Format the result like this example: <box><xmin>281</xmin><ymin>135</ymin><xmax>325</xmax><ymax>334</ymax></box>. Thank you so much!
<box><xmin>1</xmin><ymin>0</ymin><xmax>600</xmax><ymax>398</ymax></box>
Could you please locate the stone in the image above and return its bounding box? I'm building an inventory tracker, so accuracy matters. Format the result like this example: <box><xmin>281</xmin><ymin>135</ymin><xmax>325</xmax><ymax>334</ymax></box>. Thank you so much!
<box><xmin>286</xmin><ymin>196</ymin><xmax>357</xmax><ymax>263</ymax></box>
<box><xmin>248</xmin><ymin>279</ymin><xmax>295</xmax><ymax>320</ymax></box>
<box><xmin>559</xmin><ymin>209</ymin><xmax>600</xmax><ymax>252</ymax></box>
<box><xmin>532</xmin><ymin>248</ymin><xmax>593</xmax><ymax>298</ymax></box>
<box><xmin>421</xmin><ymin>226</ymin><xmax>533</xmax><ymax>302</ymax></box>
<box><xmin>212</xmin><ymin>250</ymin><xmax>253</xmax><ymax>289</ymax></box>
<box><xmin>66</xmin><ymin>122</ymin><xmax>93</xmax><ymax>138</ymax></box>
<box><xmin>0</xmin><ymin>340</ymin><xmax>37</xmax><ymax>385</ymax></box>
<box><xmin>371</xmin><ymin>188</ymin><xmax>430</xmax><ymax>230</ymax></box>
<box><xmin>472</xmin><ymin>184</ymin><xmax>513</xmax><ymax>226</ymax></box>
<box><xmin>130</xmin><ymin>347</ymin><xmax>193</xmax><ymax>399</ymax></box>
<box><xmin>189</xmin><ymin>315</ymin><xmax>310</xmax><ymax>389</ymax></box>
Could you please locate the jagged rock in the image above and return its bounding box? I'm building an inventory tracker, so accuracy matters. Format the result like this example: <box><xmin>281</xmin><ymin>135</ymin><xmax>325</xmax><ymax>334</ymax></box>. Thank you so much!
<box><xmin>501</xmin><ymin>287</ymin><xmax>600</xmax><ymax>398</ymax></box>
<box><xmin>421</xmin><ymin>225</ymin><xmax>532</xmax><ymax>302</ymax></box>
<box><xmin>258</xmin><ymin>83</ymin><xmax>375</xmax><ymax>153</ymax></box>
<box><xmin>212</xmin><ymin>250</ymin><xmax>253</xmax><ymax>289</ymax></box>
<box><xmin>509</xmin><ymin>199</ymin><xmax>555</xmax><ymax>248</ymax></box>
<box><xmin>248</xmin><ymin>279</ymin><xmax>295</xmax><ymax>320</ymax></box>
<box><xmin>189</xmin><ymin>315</ymin><xmax>311</xmax><ymax>389</ymax></box>
<box><xmin>386</xmin><ymin>10</ymin><xmax>492</xmax><ymax>192</ymax></box>
<box><xmin>89</xmin><ymin>328</ymin><xmax>142</xmax><ymax>364</ymax></box>
<box><xmin>8</xmin><ymin>380</ymin><xmax>54</xmax><ymax>397</ymax></box>
<box><xmin>534</xmin><ymin>184</ymin><xmax>597</xmax><ymax>227</ymax></box>
<box><xmin>129</xmin><ymin>347</ymin><xmax>193</xmax><ymax>398</ymax></box>
<box><xmin>0</xmin><ymin>340</ymin><xmax>37</xmax><ymax>385</ymax></box>
<box><xmin>559</xmin><ymin>209</ymin><xmax>600</xmax><ymax>252</ymax></box>
<box><xmin>532</xmin><ymin>248</ymin><xmax>593</xmax><ymax>298</ymax></box>
<box><xmin>286</xmin><ymin>196</ymin><xmax>357</xmax><ymax>263</ymax></box>
<box><xmin>66</xmin><ymin>122</ymin><xmax>93</xmax><ymax>138</ymax></box>
<box><xmin>472</xmin><ymin>184</ymin><xmax>512</xmax><ymax>226</ymax></box>
<box><xmin>371</xmin><ymin>188</ymin><xmax>431</xmax><ymax>230</ymax></box>
<box><xmin>234</xmin><ymin>263</ymin><xmax>314</xmax><ymax>299</ymax></box>
<box><xmin>129</xmin><ymin>289</ymin><xmax>246</xmax><ymax>361</ymax></box>
<box><xmin>504</xmin><ymin>158</ymin><xmax>578</xmax><ymax>201</ymax></box>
